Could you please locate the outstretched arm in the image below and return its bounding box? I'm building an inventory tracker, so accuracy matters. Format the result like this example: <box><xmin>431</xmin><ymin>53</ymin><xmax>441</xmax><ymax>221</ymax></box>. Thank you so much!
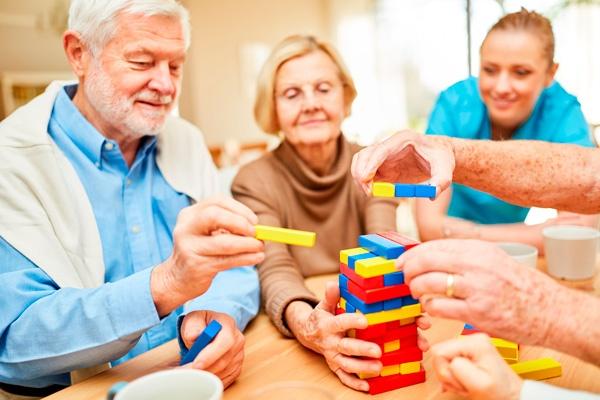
<box><xmin>352</xmin><ymin>131</ymin><xmax>600</xmax><ymax>214</ymax></box>
<box><xmin>451</xmin><ymin>139</ymin><xmax>600</xmax><ymax>214</ymax></box>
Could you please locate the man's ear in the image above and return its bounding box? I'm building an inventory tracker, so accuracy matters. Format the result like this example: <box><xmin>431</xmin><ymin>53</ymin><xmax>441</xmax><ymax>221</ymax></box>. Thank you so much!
<box><xmin>63</xmin><ymin>30</ymin><xmax>91</xmax><ymax>78</ymax></box>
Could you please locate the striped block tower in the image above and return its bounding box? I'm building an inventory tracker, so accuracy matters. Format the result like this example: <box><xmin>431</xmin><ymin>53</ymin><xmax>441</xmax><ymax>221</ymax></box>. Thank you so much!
<box><xmin>336</xmin><ymin>231</ymin><xmax>425</xmax><ymax>395</ymax></box>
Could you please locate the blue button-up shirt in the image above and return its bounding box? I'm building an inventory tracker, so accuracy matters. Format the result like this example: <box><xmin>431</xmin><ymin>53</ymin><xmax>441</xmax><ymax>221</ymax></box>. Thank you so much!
<box><xmin>0</xmin><ymin>85</ymin><xmax>259</xmax><ymax>388</ymax></box>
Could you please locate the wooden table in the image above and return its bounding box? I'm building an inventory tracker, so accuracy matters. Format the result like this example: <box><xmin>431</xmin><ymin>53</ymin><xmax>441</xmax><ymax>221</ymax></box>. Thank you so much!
<box><xmin>45</xmin><ymin>261</ymin><xmax>600</xmax><ymax>399</ymax></box>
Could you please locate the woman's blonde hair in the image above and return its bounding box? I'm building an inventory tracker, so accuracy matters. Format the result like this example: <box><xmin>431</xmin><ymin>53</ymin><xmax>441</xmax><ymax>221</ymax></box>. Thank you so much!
<box><xmin>254</xmin><ymin>35</ymin><xmax>357</xmax><ymax>134</ymax></box>
<box><xmin>482</xmin><ymin>8</ymin><xmax>555</xmax><ymax>66</ymax></box>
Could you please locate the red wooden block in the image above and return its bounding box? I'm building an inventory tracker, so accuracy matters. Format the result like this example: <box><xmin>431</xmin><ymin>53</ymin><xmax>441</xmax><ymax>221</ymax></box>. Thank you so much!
<box><xmin>371</xmin><ymin>334</ymin><xmax>418</xmax><ymax>353</ymax></box>
<box><xmin>377</xmin><ymin>231</ymin><xmax>420</xmax><ymax>250</ymax></box>
<box><xmin>378</xmin><ymin>346</ymin><xmax>423</xmax><ymax>366</ymax></box>
<box><xmin>367</xmin><ymin>368</ymin><xmax>426</xmax><ymax>395</ymax></box>
<box><xmin>335</xmin><ymin>307</ymin><xmax>345</xmax><ymax>316</ymax></box>
<box><xmin>347</xmin><ymin>279</ymin><xmax>411</xmax><ymax>303</ymax></box>
<box><xmin>353</xmin><ymin>322</ymin><xmax>387</xmax><ymax>340</ymax></box>
<box><xmin>353</xmin><ymin>320</ymin><xmax>417</xmax><ymax>341</ymax></box>
<box><xmin>461</xmin><ymin>328</ymin><xmax>480</xmax><ymax>335</ymax></box>
<box><xmin>340</xmin><ymin>263</ymin><xmax>384</xmax><ymax>290</ymax></box>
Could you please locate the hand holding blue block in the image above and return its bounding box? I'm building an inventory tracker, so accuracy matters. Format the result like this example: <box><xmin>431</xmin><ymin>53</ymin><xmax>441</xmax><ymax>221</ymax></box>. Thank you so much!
<box><xmin>179</xmin><ymin>320</ymin><xmax>222</xmax><ymax>366</ymax></box>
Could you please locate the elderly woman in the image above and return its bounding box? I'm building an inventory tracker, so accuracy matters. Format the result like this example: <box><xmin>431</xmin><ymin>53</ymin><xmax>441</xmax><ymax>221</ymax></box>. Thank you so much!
<box><xmin>417</xmin><ymin>9</ymin><xmax>597</xmax><ymax>249</ymax></box>
<box><xmin>231</xmin><ymin>35</ymin><xmax>401</xmax><ymax>391</ymax></box>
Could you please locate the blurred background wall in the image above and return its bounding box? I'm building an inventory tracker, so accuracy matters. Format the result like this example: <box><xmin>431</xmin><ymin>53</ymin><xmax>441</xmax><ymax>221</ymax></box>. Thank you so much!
<box><xmin>1</xmin><ymin>0</ymin><xmax>600</xmax><ymax>151</ymax></box>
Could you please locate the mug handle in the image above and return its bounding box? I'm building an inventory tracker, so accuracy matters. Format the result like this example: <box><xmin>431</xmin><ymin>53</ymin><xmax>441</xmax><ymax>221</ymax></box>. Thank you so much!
<box><xmin>106</xmin><ymin>381</ymin><xmax>128</xmax><ymax>400</ymax></box>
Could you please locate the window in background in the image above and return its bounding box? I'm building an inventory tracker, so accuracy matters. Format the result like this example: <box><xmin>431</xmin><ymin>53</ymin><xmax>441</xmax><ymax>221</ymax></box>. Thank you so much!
<box><xmin>337</xmin><ymin>0</ymin><xmax>600</xmax><ymax>145</ymax></box>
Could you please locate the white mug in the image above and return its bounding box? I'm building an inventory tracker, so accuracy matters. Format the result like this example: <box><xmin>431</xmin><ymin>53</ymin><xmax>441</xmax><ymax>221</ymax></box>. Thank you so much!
<box><xmin>497</xmin><ymin>242</ymin><xmax>538</xmax><ymax>269</ymax></box>
<box><xmin>107</xmin><ymin>370</ymin><xmax>223</xmax><ymax>400</ymax></box>
<box><xmin>543</xmin><ymin>225</ymin><xmax>600</xmax><ymax>280</ymax></box>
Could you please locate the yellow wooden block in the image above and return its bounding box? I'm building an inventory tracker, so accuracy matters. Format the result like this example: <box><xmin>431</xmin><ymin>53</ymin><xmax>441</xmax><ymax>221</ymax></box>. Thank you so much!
<box><xmin>384</xmin><ymin>339</ymin><xmax>400</xmax><ymax>353</ymax></box>
<box><xmin>400</xmin><ymin>361</ymin><xmax>421</xmax><ymax>375</ymax></box>
<box><xmin>340</xmin><ymin>247</ymin><xmax>369</xmax><ymax>264</ymax></box>
<box><xmin>504</xmin><ymin>356</ymin><xmax>519</xmax><ymax>365</ymax></box>
<box><xmin>373</xmin><ymin>182</ymin><xmax>396</xmax><ymax>197</ymax></box>
<box><xmin>510</xmin><ymin>358</ymin><xmax>562</xmax><ymax>381</ymax></box>
<box><xmin>355</xmin><ymin>257</ymin><xmax>396</xmax><ymax>278</ymax></box>
<box><xmin>490</xmin><ymin>337</ymin><xmax>519</xmax><ymax>360</ymax></box>
<box><xmin>399</xmin><ymin>317</ymin><xmax>415</xmax><ymax>326</ymax></box>
<box><xmin>339</xmin><ymin>298</ymin><xmax>347</xmax><ymax>311</ymax></box>
<box><xmin>255</xmin><ymin>225</ymin><xmax>316</xmax><ymax>247</ymax></box>
<box><xmin>361</xmin><ymin>303</ymin><xmax>422</xmax><ymax>325</ymax></box>
<box><xmin>381</xmin><ymin>364</ymin><xmax>400</xmax><ymax>377</ymax></box>
<box><xmin>358</xmin><ymin>370</ymin><xmax>380</xmax><ymax>379</ymax></box>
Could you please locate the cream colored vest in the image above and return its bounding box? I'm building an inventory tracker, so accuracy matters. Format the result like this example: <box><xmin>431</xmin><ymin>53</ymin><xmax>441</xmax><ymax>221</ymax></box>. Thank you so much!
<box><xmin>0</xmin><ymin>81</ymin><xmax>219</xmax><ymax>384</ymax></box>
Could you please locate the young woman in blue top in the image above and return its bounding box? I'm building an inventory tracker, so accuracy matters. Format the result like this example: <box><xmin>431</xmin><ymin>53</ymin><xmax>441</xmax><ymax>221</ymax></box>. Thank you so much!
<box><xmin>417</xmin><ymin>9</ymin><xmax>597</xmax><ymax>251</ymax></box>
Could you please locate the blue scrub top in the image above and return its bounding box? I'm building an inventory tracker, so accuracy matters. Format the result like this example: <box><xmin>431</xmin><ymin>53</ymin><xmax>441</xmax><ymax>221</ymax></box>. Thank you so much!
<box><xmin>426</xmin><ymin>76</ymin><xmax>593</xmax><ymax>224</ymax></box>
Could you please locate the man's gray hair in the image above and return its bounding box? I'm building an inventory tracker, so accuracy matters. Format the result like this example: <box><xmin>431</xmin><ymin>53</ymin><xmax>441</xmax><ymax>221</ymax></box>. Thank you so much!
<box><xmin>68</xmin><ymin>0</ymin><xmax>190</xmax><ymax>55</ymax></box>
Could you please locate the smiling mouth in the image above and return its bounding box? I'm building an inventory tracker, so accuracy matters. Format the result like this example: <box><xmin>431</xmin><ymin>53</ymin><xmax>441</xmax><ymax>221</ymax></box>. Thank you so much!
<box><xmin>300</xmin><ymin>119</ymin><xmax>327</xmax><ymax>126</ymax></box>
<box><xmin>490</xmin><ymin>98</ymin><xmax>516</xmax><ymax>109</ymax></box>
<box><xmin>137</xmin><ymin>100</ymin><xmax>167</xmax><ymax>107</ymax></box>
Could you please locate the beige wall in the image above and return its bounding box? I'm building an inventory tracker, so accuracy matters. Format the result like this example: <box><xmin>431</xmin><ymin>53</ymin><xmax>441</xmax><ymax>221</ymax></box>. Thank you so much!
<box><xmin>180</xmin><ymin>0</ymin><xmax>331</xmax><ymax>146</ymax></box>
<box><xmin>0</xmin><ymin>1</ymin><xmax>69</xmax><ymax>72</ymax></box>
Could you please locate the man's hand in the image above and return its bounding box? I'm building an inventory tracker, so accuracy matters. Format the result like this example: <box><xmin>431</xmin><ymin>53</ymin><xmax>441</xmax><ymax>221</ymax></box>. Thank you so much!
<box><xmin>151</xmin><ymin>197</ymin><xmax>265</xmax><ymax>316</ymax></box>
<box><xmin>396</xmin><ymin>239</ymin><xmax>561</xmax><ymax>346</ymax></box>
<box><xmin>351</xmin><ymin>130</ymin><xmax>455</xmax><ymax>198</ymax></box>
<box><xmin>180</xmin><ymin>310</ymin><xmax>245</xmax><ymax>388</ymax></box>
<box><xmin>431</xmin><ymin>333</ymin><xmax>522</xmax><ymax>400</ymax></box>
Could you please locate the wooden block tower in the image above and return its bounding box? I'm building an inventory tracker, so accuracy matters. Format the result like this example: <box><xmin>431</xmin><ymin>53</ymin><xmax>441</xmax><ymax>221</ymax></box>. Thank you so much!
<box><xmin>337</xmin><ymin>231</ymin><xmax>425</xmax><ymax>395</ymax></box>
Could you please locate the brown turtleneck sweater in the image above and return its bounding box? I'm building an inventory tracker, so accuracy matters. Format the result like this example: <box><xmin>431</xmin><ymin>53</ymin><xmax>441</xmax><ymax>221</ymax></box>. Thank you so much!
<box><xmin>231</xmin><ymin>136</ymin><xmax>398</xmax><ymax>336</ymax></box>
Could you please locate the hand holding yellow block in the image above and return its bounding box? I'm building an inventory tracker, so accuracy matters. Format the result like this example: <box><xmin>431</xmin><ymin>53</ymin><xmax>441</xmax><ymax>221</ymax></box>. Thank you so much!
<box><xmin>254</xmin><ymin>225</ymin><xmax>316</xmax><ymax>247</ymax></box>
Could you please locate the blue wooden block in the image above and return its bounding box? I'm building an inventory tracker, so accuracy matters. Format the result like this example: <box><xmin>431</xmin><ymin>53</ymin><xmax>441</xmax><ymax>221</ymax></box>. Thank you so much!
<box><xmin>180</xmin><ymin>320</ymin><xmax>222</xmax><ymax>365</ymax></box>
<box><xmin>346</xmin><ymin>301</ymin><xmax>356</xmax><ymax>313</ymax></box>
<box><xmin>339</xmin><ymin>274</ymin><xmax>349</xmax><ymax>290</ymax></box>
<box><xmin>383</xmin><ymin>298</ymin><xmax>403</xmax><ymax>310</ymax></box>
<box><xmin>403</xmin><ymin>296</ymin><xmax>419</xmax><ymax>306</ymax></box>
<box><xmin>394</xmin><ymin>184</ymin><xmax>415</xmax><ymax>197</ymax></box>
<box><xmin>464</xmin><ymin>323</ymin><xmax>478</xmax><ymax>331</ymax></box>
<box><xmin>358</xmin><ymin>234</ymin><xmax>405</xmax><ymax>259</ymax></box>
<box><xmin>341</xmin><ymin>288</ymin><xmax>384</xmax><ymax>313</ymax></box>
<box><xmin>414</xmin><ymin>184</ymin><xmax>436</xmax><ymax>199</ymax></box>
<box><xmin>348</xmin><ymin>251</ymin><xmax>376</xmax><ymax>269</ymax></box>
<box><xmin>383</xmin><ymin>271</ymin><xmax>405</xmax><ymax>286</ymax></box>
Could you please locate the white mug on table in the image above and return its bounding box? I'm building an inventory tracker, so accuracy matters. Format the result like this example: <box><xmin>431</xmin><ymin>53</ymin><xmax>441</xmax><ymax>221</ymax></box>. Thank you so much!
<box><xmin>107</xmin><ymin>369</ymin><xmax>222</xmax><ymax>400</ymax></box>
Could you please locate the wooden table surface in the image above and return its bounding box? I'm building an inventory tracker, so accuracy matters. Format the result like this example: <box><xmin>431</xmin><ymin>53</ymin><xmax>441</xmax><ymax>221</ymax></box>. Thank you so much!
<box><xmin>45</xmin><ymin>260</ymin><xmax>600</xmax><ymax>400</ymax></box>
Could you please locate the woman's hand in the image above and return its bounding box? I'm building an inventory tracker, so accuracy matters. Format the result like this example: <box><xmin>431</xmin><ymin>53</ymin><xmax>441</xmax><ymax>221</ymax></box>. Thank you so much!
<box><xmin>285</xmin><ymin>282</ymin><xmax>382</xmax><ymax>392</ymax></box>
<box><xmin>431</xmin><ymin>333</ymin><xmax>522</xmax><ymax>400</ymax></box>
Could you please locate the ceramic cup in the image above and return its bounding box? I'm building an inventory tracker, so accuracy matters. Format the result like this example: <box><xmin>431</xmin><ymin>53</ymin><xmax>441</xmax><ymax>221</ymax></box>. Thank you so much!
<box><xmin>497</xmin><ymin>242</ymin><xmax>538</xmax><ymax>269</ymax></box>
<box><xmin>543</xmin><ymin>225</ymin><xmax>600</xmax><ymax>280</ymax></box>
<box><xmin>107</xmin><ymin>369</ymin><xmax>223</xmax><ymax>400</ymax></box>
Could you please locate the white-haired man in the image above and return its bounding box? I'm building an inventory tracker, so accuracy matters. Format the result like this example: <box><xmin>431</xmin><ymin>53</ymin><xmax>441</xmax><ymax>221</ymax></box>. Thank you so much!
<box><xmin>0</xmin><ymin>1</ymin><xmax>263</xmax><ymax>398</ymax></box>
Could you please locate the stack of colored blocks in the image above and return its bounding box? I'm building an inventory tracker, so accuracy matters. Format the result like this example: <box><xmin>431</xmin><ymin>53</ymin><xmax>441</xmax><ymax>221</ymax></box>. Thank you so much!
<box><xmin>372</xmin><ymin>182</ymin><xmax>436</xmax><ymax>199</ymax></box>
<box><xmin>337</xmin><ymin>231</ymin><xmax>425</xmax><ymax>394</ymax></box>
<box><xmin>462</xmin><ymin>324</ymin><xmax>562</xmax><ymax>380</ymax></box>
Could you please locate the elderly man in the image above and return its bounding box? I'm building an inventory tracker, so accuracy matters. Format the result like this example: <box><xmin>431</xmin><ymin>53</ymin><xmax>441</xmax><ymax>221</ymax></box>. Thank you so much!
<box><xmin>352</xmin><ymin>131</ymin><xmax>600</xmax><ymax>399</ymax></box>
<box><xmin>0</xmin><ymin>0</ymin><xmax>263</xmax><ymax>398</ymax></box>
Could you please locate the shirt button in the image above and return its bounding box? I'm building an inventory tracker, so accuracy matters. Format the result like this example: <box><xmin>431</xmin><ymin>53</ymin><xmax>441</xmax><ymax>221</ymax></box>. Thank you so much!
<box><xmin>131</xmin><ymin>225</ymin><xmax>141</xmax><ymax>234</ymax></box>
<box><xmin>104</xmin><ymin>142</ymin><xmax>115</xmax><ymax>151</ymax></box>
<box><xmin>126</xmin><ymin>179</ymin><xmax>132</xmax><ymax>186</ymax></box>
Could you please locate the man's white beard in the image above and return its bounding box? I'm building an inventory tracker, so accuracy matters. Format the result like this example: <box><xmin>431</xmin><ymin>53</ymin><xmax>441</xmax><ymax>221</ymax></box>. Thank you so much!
<box><xmin>84</xmin><ymin>61</ymin><xmax>174</xmax><ymax>139</ymax></box>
